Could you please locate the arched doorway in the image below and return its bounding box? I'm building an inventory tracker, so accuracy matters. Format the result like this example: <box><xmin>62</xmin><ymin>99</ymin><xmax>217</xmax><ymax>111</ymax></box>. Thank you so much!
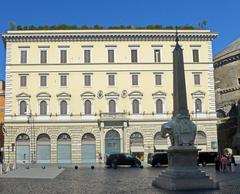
<box><xmin>105</xmin><ymin>130</ymin><xmax>120</xmax><ymax>155</ymax></box>
<box><xmin>154</xmin><ymin>132</ymin><xmax>168</xmax><ymax>151</ymax></box>
<box><xmin>81</xmin><ymin>133</ymin><xmax>96</xmax><ymax>163</ymax></box>
<box><xmin>16</xmin><ymin>134</ymin><xmax>30</xmax><ymax>163</ymax></box>
<box><xmin>57</xmin><ymin>133</ymin><xmax>71</xmax><ymax>163</ymax></box>
<box><xmin>195</xmin><ymin>131</ymin><xmax>207</xmax><ymax>151</ymax></box>
<box><xmin>130</xmin><ymin>132</ymin><xmax>144</xmax><ymax>159</ymax></box>
<box><xmin>37</xmin><ymin>133</ymin><xmax>51</xmax><ymax>163</ymax></box>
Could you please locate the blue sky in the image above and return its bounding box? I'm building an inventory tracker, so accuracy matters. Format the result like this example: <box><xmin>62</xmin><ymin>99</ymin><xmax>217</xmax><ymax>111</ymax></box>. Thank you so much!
<box><xmin>0</xmin><ymin>0</ymin><xmax>239</xmax><ymax>80</ymax></box>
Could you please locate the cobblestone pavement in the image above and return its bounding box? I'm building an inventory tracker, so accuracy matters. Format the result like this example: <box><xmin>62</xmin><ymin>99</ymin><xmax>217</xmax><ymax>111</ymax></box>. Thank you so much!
<box><xmin>0</xmin><ymin>165</ymin><xmax>240</xmax><ymax>194</ymax></box>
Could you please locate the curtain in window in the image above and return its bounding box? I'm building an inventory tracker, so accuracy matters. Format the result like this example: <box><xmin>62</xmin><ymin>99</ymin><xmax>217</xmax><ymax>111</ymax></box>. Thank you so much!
<box><xmin>132</xmin><ymin>99</ymin><xmax>139</xmax><ymax>114</ymax></box>
<box><xmin>84</xmin><ymin>100</ymin><xmax>91</xmax><ymax>115</ymax></box>
<box><xmin>60</xmin><ymin>100</ymin><xmax>67</xmax><ymax>115</ymax></box>
<box><xmin>40</xmin><ymin>100</ymin><xmax>47</xmax><ymax>115</ymax></box>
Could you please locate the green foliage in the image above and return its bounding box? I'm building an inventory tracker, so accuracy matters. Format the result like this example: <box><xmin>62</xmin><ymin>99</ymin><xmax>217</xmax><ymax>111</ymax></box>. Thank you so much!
<box><xmin>8</xmin><ymin>21</ymin><xmax>16</xmax><ymax>30</ymax></box>
<box><xmin>11</xmin><ymin>23</ymin><xmax>205</xmax><ymax>31</ymax></box>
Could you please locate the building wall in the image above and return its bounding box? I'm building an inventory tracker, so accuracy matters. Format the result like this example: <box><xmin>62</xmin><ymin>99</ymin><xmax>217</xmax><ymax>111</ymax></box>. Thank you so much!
<box><xmin>2</xmin><ymin>29</ymin><xmax>218</xmax><ymax>164</ymax></box>
<box><xmin>0</xmin><ymin>81</ymin><xmax>5</xmax><ymax>161</ymax></box>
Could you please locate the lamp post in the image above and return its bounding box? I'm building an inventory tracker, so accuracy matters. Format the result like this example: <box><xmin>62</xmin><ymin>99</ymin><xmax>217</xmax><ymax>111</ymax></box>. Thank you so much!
<box><xmin>27</xmin><ymin>109</ymin><xmax>35</xmax><ymax>164</ymax></box>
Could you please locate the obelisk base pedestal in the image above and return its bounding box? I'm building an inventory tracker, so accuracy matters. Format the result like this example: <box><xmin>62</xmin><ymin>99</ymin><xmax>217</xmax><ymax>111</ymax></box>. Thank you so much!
<box><xmin>152</xmin><ymin>147</ymin><xmax>219</xmax><ymax>190</ymax></box>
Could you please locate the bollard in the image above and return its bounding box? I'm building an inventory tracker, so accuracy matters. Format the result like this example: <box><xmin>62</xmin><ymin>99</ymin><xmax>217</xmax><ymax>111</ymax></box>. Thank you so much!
<box><xmin>91</xmin><ymin>165</ymin><xmax>94</xmax><ymax>170</ymax></box>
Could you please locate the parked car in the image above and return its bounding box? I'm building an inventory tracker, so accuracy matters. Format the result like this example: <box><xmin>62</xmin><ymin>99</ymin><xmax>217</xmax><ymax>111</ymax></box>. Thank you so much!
<box><xmin>148</xmin><ymin>152</ymin><xmax>168</xmax><ymax>167</ymax></box>
<box><xmin>105</xmin><ymin>153</ymin><xmax>141</xmax><ymax>168</ymax></box>
<box><xmin>197</xmin><ymin>151</ymin><xmax>218</xmax><ymax>166</ymax></box>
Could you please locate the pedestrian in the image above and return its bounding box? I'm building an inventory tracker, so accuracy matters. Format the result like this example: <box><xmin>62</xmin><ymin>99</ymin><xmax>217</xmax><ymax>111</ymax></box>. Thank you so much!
<box><xmin>220</xmin><ymin>155</ymin><xmax>228</xmax><ymax>173</ymax></box>
<box><xmin>214</xmin><ymin>154</ymin><xmax>221</xmax><ymax>171</ymax></box>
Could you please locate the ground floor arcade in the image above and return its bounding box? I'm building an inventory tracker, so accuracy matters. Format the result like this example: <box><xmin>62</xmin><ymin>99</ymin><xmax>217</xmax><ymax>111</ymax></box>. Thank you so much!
<box><xmin>3</xmin><ymin>120</ymin><xmax>218</xmax><ymax>164</ymax></box>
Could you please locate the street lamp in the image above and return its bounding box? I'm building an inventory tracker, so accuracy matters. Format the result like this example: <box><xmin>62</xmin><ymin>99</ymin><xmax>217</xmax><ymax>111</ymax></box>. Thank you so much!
<box><xmin>26</xmin><ymin>108</ymin><xmax>36</xmax><ymax>164</ymax></box>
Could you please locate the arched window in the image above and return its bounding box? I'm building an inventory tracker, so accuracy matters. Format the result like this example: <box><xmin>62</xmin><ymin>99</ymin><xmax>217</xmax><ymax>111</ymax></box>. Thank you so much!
<box><xmin>16</xmin><ymin>133</ymin><xmax>30</xmax><ymax>142</ymax></box>
<box><xmin>156</xmin><ymin>99</ymin><xmax>163</xmax><ymax>114</ymax></box>
<box><xmin>20</xmin><ymin>100</ymin><xmax>27</xmax><ymax>115</ymax></box>
<box><xmin>82</xmin><ymin>133</ymin><xmax>96</xmax><ymax>143</ymax></box>
<box><xmin>84</xmin><ymin>100</ymin><xmax>92</xmax><ymax>115</ymax></box>
<box><xmin>132</xmin><ymin>99</ymin><xmax>139</xmax><ymax>114</ymax></box>
<box><xmin>195</xmin><ymin>98</ymin><xmax>202</xmax><ymax>113</ymax></box>
<box><xmin>60</xmin><ymin>100</ymin><xmax>67</xmax><ymax>115</ymax></box>
<box><xmin>109</xmin><ymin>100</ymin><xmax>116</xmax><ymax>113</ymax></box>
<box><xmin>57</xmin><ymin>133</ymin><xmax>71</xmax><ymax>142</ymax></box>
<box><xmin>37</xmin><ymin>133</ymin><xmax>51</xmax><ymax>142</ymax></box>
<box><xmin>195</xmin><ymin>131</ymin><xmax>207</xmax><ymax>145</ymax></box>
<box><xmin>130</xmin><ymin>132</ymin><xmax>143</xmax><ymax>146</ymax></box>
<box><xmin>154</xmin><ymin>132</ymin><xmax>167</xmax><ymax>145</ymax></box>
<box><xmin>40</xmin><ymin>100</ymin><xmax>47</xmax><ymax>115</ymax></box>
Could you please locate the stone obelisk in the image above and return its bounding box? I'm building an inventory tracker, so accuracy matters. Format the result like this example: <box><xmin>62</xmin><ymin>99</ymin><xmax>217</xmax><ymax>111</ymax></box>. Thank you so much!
<box><xmin>152</xmin><ymin>28</ymin><xmax>218</xmax><ymax>190</ymax></box>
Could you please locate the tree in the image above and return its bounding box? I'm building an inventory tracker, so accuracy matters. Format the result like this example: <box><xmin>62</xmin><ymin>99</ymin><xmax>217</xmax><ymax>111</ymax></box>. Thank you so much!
<box><xmin>8</xmin><ymin>22</ymin><xmax>16</xmax><ymax>30</ymax></box>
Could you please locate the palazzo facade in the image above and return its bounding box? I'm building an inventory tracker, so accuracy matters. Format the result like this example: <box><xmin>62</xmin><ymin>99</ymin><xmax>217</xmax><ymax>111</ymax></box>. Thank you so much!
<box><xmin>2</xmin><ymin>29</ymin><xmax>218</xmax><ymax>164</ymax></box>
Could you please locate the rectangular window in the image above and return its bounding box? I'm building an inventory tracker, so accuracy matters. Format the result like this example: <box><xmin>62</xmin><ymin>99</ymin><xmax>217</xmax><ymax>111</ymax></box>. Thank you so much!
<box><xmin>60</xmin><ymin>50</ymin><xmax>67</xmax><ymax>63</ymax></box>
<box><xmin>84</xmin><ymin>75</ymin><xmax>91</xmax><ymax>86</ymax></box>
<box><xmin>60</xmin><ymin>75</ymin><xmax>67</xmax><ymax>86</ymax></box>
<box><xmin>155</xmin><ymin>74</ymin><xmax>162</xmax><ymax>85</ymax></box>
<box><xmin>193</xmin><ymin>49</ymin><xmax>199</xmax><ymax>62</ymax></box>
<box><xmin>194</xmin><ymin>74</ymin><xmax>200</xmax><ymax>85</ymax></box>
<box><xmin>131</xmin><ymin>49</ymin><xmax>138</xmax><ymax>63</ymax></box>
<box><xmin>132</xmin><ymin>74</ymin><xmax>138</xmax><ymax>86</ymax></box>
<box><xmin>108</xmin><ymin>74</ymin><xmax>115</xmax><ymax>86</ymax></box>
<box><xmin>108</xmin><ymin>49</ymin><xmax>114</xmax><ymax>63</ymax></box>
<box><xmin>154</xmin><ymin>50</ymin><xmax>161</xmax><ymax>63</ymax></box>
<box><xmin>20</xmin><ymin>75</ymin><xmax>27</xmax><ymax>87</ymax></box>
<box><xmin>84</xmin><ymin>50</ymin><xmax>91</xmax><ymax>63</ymax></box>
<box><xmin>40</xmin><ymin>50</ymin><xmax>47</xmax><ymax>64</ymax></box>
<box><xmin>40</xmin><ymin>75</ymin><xmax>47</xmax><ymax>87</ymax></box>
<box><xmin>20</xmin><ymin>50</ymin><xmax>27</xmax><ymax>64</ymax></box>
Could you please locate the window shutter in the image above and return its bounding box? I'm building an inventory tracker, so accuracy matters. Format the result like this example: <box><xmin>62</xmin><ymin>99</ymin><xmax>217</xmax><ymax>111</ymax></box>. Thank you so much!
<box><xmin>132</xmin><ymin>75</ymin><xmax>138</xmax><ymax>85</ymax></box>
<box><xmin>155</xmin><ymin>74</ymin><xmax>161</xmax><ymax>85</ymax></box>
<box><xmin>21</xmin><ymin>50</ymin><xmax>27</xmax><ymax>64</ymax></box>
<box><xmin>193</xmin><ymin>49</ymin><xmax>199</xmax><ymax>62</ymax></box>
<box><xmin>84</xmin><ymin>50</ymin><xmax>91</xmax><ymax>63</ymax></box>
<box><xmin>108</xmin><ymin>50</ymin><xmax>114</xmax><ymax>63</ymax></box>
<box><xmin>131</xmin><ymin>50</ymin><xmax>138</xmax><ymax>63</ymax></box>
<box><xmin>60</xmin><ymin>50</ymin><xmax>67</xmax><ymax>63</ymax></box>
<box><xmin>40</xmin><ymin>50</ymin><xmax>47</xmax><ymax>64</ymax></box>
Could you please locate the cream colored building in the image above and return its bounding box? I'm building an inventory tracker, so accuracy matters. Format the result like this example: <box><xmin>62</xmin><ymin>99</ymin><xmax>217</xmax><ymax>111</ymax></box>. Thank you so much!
<box><xmin>2</xmin><ymin>29</ymin><xmax>218</xmax><ymax>164</ymax></box>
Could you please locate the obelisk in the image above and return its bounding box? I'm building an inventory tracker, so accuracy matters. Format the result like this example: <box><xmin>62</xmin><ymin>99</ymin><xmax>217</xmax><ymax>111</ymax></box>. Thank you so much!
<box><xmin>152</xmin><ymin>28</ymin><xmax>218</xmax><ymax>190</ymax></box>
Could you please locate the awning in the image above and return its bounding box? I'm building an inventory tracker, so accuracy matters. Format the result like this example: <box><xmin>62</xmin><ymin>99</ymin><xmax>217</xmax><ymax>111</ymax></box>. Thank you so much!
<box><xmin>131</xmin><ymin>146</ymin><xmax>144</xmax><ymax>153</ymax></box>
<box><xmin>154</xmin><ymin>145</ymin><xmax>168</xmax><ymax>150</ymax></box>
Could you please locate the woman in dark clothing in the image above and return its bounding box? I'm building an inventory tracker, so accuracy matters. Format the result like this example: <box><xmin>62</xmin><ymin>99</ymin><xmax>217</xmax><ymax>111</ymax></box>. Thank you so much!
<box><xmin>214</xmin><ymin>155</ymin><xmax>221</xmax><ymax>171</ymax></box>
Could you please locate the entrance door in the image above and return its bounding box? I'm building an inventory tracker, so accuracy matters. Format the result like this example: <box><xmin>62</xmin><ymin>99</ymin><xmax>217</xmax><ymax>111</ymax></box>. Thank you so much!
<box><xmin>81</xmin><ymin>133</ymin><xmax>96</xmax><ymax>163</ymax></box>
<box><xmin>57</xmin><ymin>133</ymin><xmax>72</xmax><ymax>163</ymax></box>
<box><xmin>37</xmin><ymin>145</ymin><xmax>51</xmax><ymax>163</ymax></box>
<box><xmin>16</xmin><ymin>145</ymin><xmax>30</xmax><ymax>163</ymax></box>
<box><xmin>16</xmin><ymin>134</ymin><xmax>30</xmax><ymax>163</ymax></box>
<box><xmin>105</xmin><ymin>130</ymin><xmax>120</xmax><ymax>155</ymax></box>
<box><xmin>36</xmin><ymin>134</ymin><xmax>51</xmax><ymax>163</ymax></box>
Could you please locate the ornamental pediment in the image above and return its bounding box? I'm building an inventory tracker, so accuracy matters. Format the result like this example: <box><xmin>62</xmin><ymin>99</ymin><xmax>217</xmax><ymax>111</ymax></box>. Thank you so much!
<box><xmin>81</xmin><ymin>91</ymin><xmax>95</xmax><ymax>97</ymax></box>
<box><xmin>128</xmin><ymin>91</ymin><xmax>143</xmax><ymax>97</ymax></box>
<box><xmin>36</xmin><ymin>92</ymin><xmax>51</xmax><ymax>98</ymax></box>
<box><xmin>152</xmin><ymin>91</ymin><xmax>166</xmax><ymax>97</ymax></box>
<box><xmin>105</xmin><ymin>91</ymin><xmax>120</xmax><ymax>97</ymax></box>
<box><xmin>16</xmin><ymin>92</ymin><xmax>31</xmax><ymax>98</ymax></box>
<box><xmin>56</xmin><ymin>92</ymin><xmax>71</xmax><ymax>98</ymax></box>
<box><xmin>191</xmin><ymin>90</ymin><xmax>205</xmax><ymax>96</ymax></box>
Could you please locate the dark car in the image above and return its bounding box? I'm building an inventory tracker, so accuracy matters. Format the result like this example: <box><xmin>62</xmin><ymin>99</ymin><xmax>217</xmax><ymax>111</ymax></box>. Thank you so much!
<box><xmin>148</xmin><ymin>152</ymin><xmax>168</xmax><ymax>167</ymax></box>
<box><xmin>105</xmin><ymin>153</ymin><xmax>141</xmax><ymax>168</ymax></box>
<box><xmin>197</xmin><ymin>151</ymin><xmax>218</xmax><ymax>166</ymax></box>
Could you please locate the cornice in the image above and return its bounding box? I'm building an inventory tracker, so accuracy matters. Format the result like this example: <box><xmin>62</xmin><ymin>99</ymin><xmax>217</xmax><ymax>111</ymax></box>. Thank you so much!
<box><xmin>2</xmin><ymin>30</ymin><xmax>218</xmax><ymax>43</ymax></box>
<box><xmin>214</xmin><ymin>53</ymin><xmax>240</xmax><ymax>68</ymax></box>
